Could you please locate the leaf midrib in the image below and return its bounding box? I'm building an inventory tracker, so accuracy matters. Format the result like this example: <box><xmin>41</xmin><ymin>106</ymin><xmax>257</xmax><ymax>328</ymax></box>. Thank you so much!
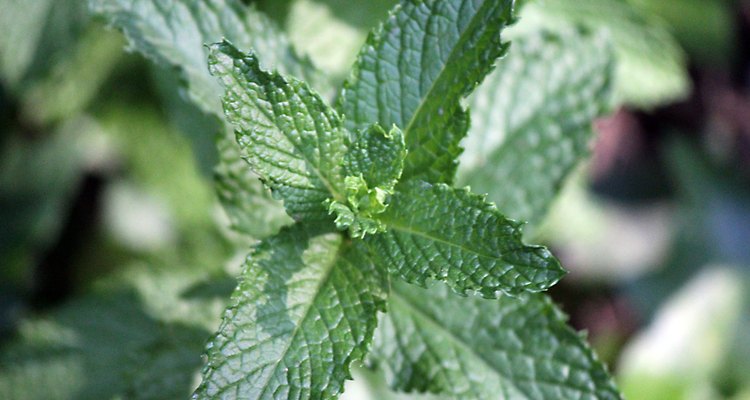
<box><xmin>388</xmin><ymin>287</ymin><xmax>521</xmax><ymax>396</ymax></box>
<box><xmin>401</xmin><ymin>1</ymin><xmax>500</xmax><ymax>139</ymax></box>
<box><xmin>254</xmin><ymin>237</ymin><xmax>344</xmax><ymax>399</ymax></box>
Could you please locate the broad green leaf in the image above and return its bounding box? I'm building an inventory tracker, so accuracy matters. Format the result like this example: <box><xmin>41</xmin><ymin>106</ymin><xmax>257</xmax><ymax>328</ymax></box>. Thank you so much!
<box><xmin>366</xmin><ymin>181</ymin><xmax>566</xmax><ymax>298</ymax></box>
<box><xmin>338</xmin><ymin>0</ymin><xmax>514</xmax><ymax>184</ymax></box>
<box><xmin>214</xmin><ymin>136</ymin><xmax>294</xmax><ymax>238</ymax></box>
<box><xmin>209</xmin><ymin>42</ymin><xmax>347</xmax><ymax>221</ymax></box>
<box><xmin>90</xmin><ymin>0</ymin><xmax>326</xmax><ymax>237</ymax></box>
<box><xmin>516</xmin><ymin>0</ymin><xmax>689</xmax><ymax>109</ymax></box>
<box><xmin>328</xmin><ymin>124</ymin><xmax>407</xmax><ymax>238</ymax></box>
<box><xmin>195</xmin><ymin>224</ymin><xmax>388</xmax><ymax>399</ymax></box>
<box><xmin>0</xmin><ymin>265</ymin><xmax>228</xmax><ymax>400</ymax></box>
<box><xmin>458</xmin><ymin>28</ymin><xmax>614</xmax><ymax>225</ymax></box>
<box><xmin>89</xmin><ymin>0</ymin><xmax>327</xmax><ymax>116</ymax></box>
<box><xmin>370</xmin><ymin>282</ymin><xmax>622</xmax><ymax>400</ymax></box>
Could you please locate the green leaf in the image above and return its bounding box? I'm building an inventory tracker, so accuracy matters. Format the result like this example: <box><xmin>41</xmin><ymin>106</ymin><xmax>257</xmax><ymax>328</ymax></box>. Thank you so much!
<box><xmin>214</xmin><ymin>135</ymin><xmax>293</xmax><ymax>238</ymax></box>
<box><xmin>89</xmin><ymin>0</ymin><xmax>327</xmax><ymax>116</ymax></box>
<box><xmin>516</xmin><ymin>0</ymin><xmax>689</xmax><ymax>109</ymax></box>
<box><xmin>370</xmin><ymin>282</ymin><xmax>622</xmax><ymax>400</ymax></box>
<box><xmin>89</xmin><ymin>0</ymin><xmax>323</xmax><ymax>238</ymax></box>
<box><xmin>0</xmin><ymin>0</ymin><xmax>55</xmax><ymax>88</ymax></box>
<box><xmin>338</xmin><ymin>0</ymin><xmax>514</xmax><ymax>184</ymax></box>
<box><xmin>195</xmin><ymin>224</ymin><xmax>388</xmax><ymax>399</ymax></box>
<box><xmin>209</xmin><ymin>41</ymin><xmax>348</xmax><ymax>221</ymax></box>
<box><xmin>328</xmin><ymin>124</ymin><xmax>407</xmax><ymax>238</ymax></box>
<box><xmin>0</xmin><ymin>265</ymin><xmax>227</xmax><ymax>400</ymax></box>
<box><xmin>458</xmin><ymin>28</ymin><xmax>614</xmax><ymax>225</ymax></box>
<box><xmin>366</xmin><ymin>181</ymin><xmax>566</xmax><ymax>298</ymax></box>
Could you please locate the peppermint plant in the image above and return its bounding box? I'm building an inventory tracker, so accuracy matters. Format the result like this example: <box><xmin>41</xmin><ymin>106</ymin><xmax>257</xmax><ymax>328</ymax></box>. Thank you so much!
<box><xmin>90</xmin><ymin>0</ymin><xmax>622</xmax><ymax>398</ymax></box>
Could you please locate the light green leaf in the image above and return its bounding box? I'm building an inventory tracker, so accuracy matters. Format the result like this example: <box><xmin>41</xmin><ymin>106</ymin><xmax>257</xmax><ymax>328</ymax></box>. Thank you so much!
<box><xmin>195</xmin><ymin>224</ymin><xmax>388</xmax><ymax>399</ymax></box>
<box><xmin>209</xmin><ymin>42</ymin><xmax>348</xmax><ymax>221</ymax></box>
<box><xmin>366</xmin><ymin>181</ymin><xmax>566</xmax><ymax>298</ymax></box>
<box><xmin>328</xmin><ymin>124</ymin><xmax>406</xmax><ymax>238</ymax></box>
<box><xmin>89</xmin><ymin>0</ymin><xmax>327</xmax><ymax>116</ymax></box>
<box><xmin>338</xmin><ymin>0</ymin><xmax>514</xmax><ymax>184</ymax></box>
<box><xmin>344</xmin><ymin>124</ymin><xmax>406</xmax><ymax>192</ymax></box>
<box><xmin>516</xmin><ymin>0</ymin><xmax>689</xmax><ymax>109</ymax></box>
<box><xmin>370</xmin><ymin>281</ymin><xmax>622</xmax><ymax>400</ymax></box>
<box><xmin>458</xmin><ymin>28</ymin><xmax>614</xmax><ymax>225</ymax></box>
<box><xmin>0</xmin><ymin>0</ymin><xmax>55</xmax><ymax>88</ymax></box>
<box><xmin>214</xmin><ymin>135</ymin><xmax>293</xmax><ymax>238</ymax></box>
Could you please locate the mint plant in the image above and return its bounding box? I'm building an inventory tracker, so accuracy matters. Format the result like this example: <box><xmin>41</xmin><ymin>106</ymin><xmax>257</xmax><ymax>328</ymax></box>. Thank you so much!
<box><xmin>88</xmin><ymin>0</ymin><xmax>622</xmax><ymax>398</ymax></box>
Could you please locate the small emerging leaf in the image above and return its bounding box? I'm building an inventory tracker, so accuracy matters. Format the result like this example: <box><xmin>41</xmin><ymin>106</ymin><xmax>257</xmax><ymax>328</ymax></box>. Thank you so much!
<box><xmin>367</xmin><ymin>181</ymin><xmax>566</xmax><ymax>298</ymax></box>
<box><xmin>328</xmin><ymin>124</ymin><xmax>406</xmax><ymax>238</ymax></box>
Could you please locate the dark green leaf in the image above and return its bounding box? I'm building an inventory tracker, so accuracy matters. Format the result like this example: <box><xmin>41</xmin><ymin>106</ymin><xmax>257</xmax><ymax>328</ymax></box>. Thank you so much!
<box><xmin>338</xmin><ymin>0</ymin><xmax>514</xmax><ymax>183</ymax></box>
<box><xmin>195</xmin><ymin>224</ymin><xmax>388</xmax><ymax>399</ymax></box>
<box><xmin>367</xmin><ymin>181</ymin><xmax>566</xmax><ymax>298</ymax></box>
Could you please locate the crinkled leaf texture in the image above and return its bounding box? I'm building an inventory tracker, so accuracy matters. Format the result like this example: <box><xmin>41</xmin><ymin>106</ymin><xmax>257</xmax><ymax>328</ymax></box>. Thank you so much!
<box><xmin>338</xmin><ymin>0</ymin><xmax>514</xmax><ymax>183</ymax></box>
<box><xmin>328</xmin><ymin>124</ymin><xmax>407</xmax><ymax>238</ymax></box>
<box><xmin>194</xmin><ymin>224</ymin><xmax>387</xmax><ymax>399</ymax></box>
<box><xmin>370</xmin><ymin>281</ymin><xmax>622</xmax><ymax>400</ymax></box>
<box><xmin>209</xmin><ymin>41</ymin><xmax>347</xmax><ymax>221</ymax></box>
<box><xmin>215</xmin><ymin>136</ymin><xmax>293</xmax><ymax>238</ymax></box>
<box><xmin>367</xmin><ymin>181</ymin><xmax>566</xmax><ymax>298</ymax></box>
<box><xmin>459</xmin><ymin>28</ymin><xmax>614</xmax><ymax>225</ymax></box>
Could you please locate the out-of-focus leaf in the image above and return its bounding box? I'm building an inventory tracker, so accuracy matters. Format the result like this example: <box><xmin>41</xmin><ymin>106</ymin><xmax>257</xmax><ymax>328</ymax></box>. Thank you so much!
<box><xmin>629</xmin><ymin>0</ymin><xmax>734</xmax><ymax>66</ymax></box>
<box><xmin>0</xmin><ymin>118</ymin><xmax>99</xmax><ymax>284</ymax></box>
<box><xmin>458</xmin><ymin>28</ymin><xmax>613</xmax><ymax>225</ymax></box>
<box><xmin>0</xmin><ymin>0</ymin><xmax>55</xmax><ymax>88</ymax></box>
<box><xmin>369</xmin><ymin>281</ymin><xmax>622</xmax><ymax>399</ymax></box>
<box><xmin>516</xmin><ymin>0</ymin><xmax>690</xmax><ymax>108</ymax></box>
<box><xmin>96</xmin><ymin>103</ymin><xmax>215</xmax><ymax>228</ymax></box>
<box><xmin>618</xmin><ymin>267</ymin><xmax>745</xmax><ymax>400</ymax></box>
<box><xmin>0</xmin><ymin>263</ymin><xmax>229</xmax><ymax>400</ymax></box>
<box><xmin>21</xmin><ymin>26</ymin><xmax>125</xmax><ymax>125</ymax></box>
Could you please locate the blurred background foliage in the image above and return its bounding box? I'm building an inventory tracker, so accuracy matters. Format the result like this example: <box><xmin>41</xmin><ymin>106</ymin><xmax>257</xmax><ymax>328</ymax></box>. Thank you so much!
<box><xmin>0</xmin><ymin>0</ymin><xmax>749</xmax><ymax>399</ymax></box>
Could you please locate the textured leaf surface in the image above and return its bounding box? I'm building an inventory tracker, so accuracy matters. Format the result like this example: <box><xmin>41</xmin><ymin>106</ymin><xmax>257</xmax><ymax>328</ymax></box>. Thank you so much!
<box><xmin>366</xmin><ymin>181</ymin><xmax>565</xmax><ymax>298</ymax></box>
<box><xmin>209</xmin><ymin>42</ymin><xmax>347</xmax><ymax>221</ymax></box>
<box><xmin>195</xmin><ymin>224</ymin><xmax>387</xmax><ymax>399</ymax></box>
<box><xmin>370</xmin><ymin>282</ymin><xmax>622</xmax><ymax>400</ymax></box>
<box><xmin>338</xmin><ymin>0</ymin><xmax>514</xmax><ymax>183</ymax></box>
<box><xmin>516</xmin><ymin>0</ymin><xmax>688</xmax><ymax>108</ymax></box>
<box><xmin>215</xmin><ymin>135</ymin><xmax>293</xmax><ymax>238</ymax></box>
<box><xmin>327</xmin><ymin>124</ymin><xmax>407</xmax><ymax>237</ymax></box>
<box><xmin>458</xmin><ymin>29</ymin><xmax>613</xmax><ymax>225</ymax></box>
